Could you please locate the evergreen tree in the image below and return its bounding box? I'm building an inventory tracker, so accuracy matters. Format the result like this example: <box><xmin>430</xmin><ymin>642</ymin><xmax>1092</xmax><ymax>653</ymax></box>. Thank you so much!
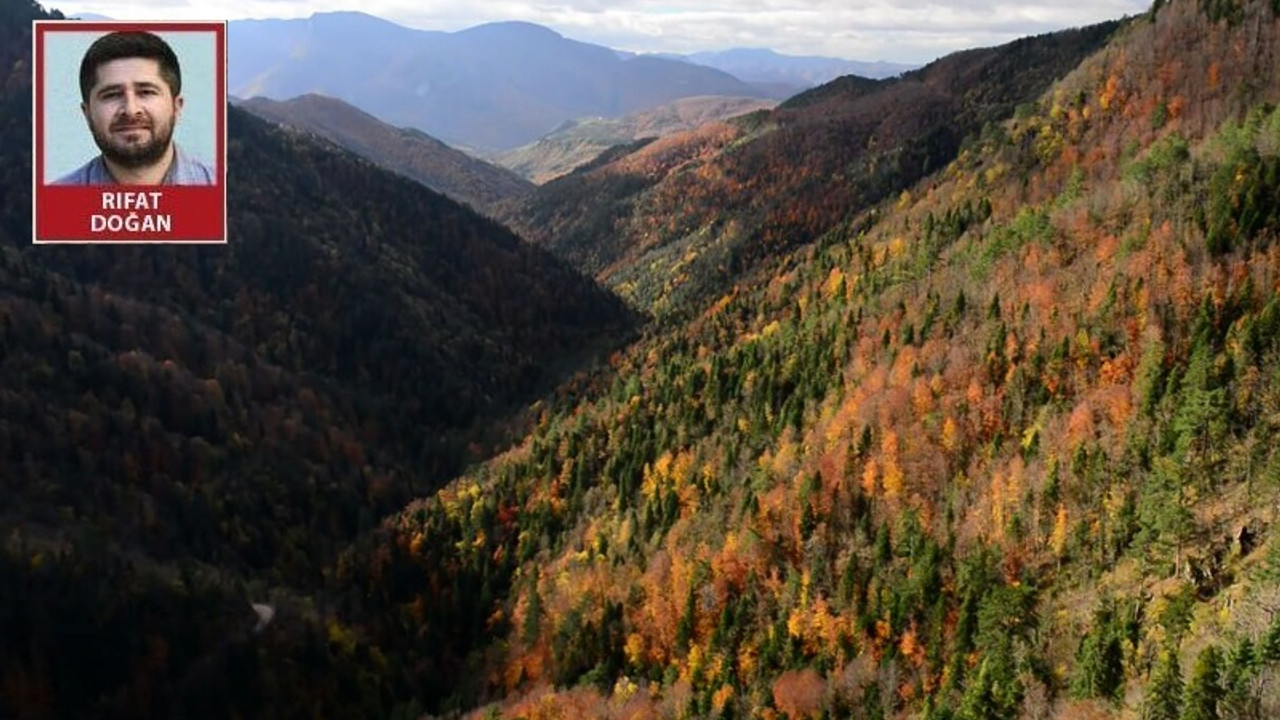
<box><xmin>1143</xmin><ymin>648</ymin><xmax>1182</xmax><ymax>720</ymax></box>
<box><xmin>957</xmin><ymin>649</ymin><xmax>1021</xmax><ymax>720</ymax></box>
<box><xmin>1172</xmin><ymin>338</ymin><xmax>1227</xmax><ymax>474</ymax></box>
<box><xmin>1220</xmin><ymin>637</ymin><xmax>1260</xmax><ymax>720</ymax></box>
<box><xmin>1261</xmin><ymin>612</ymin><xmax>1280</xmax><ymax>664</ymax></box>
<box><xmin>1071</xmin><ymin>603</ymin><xmax>1125</xmax><ymax>701</ymax></box>
<box><xmin>1180</xmin><ymin>646</ymin><xmax>1223</xmax><ymax>720</ymax></box>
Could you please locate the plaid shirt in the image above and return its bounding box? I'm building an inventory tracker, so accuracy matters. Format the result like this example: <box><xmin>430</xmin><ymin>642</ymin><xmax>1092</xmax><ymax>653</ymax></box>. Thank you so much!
<box><xmin>55</xmin><ymin>143</ymin><xmax>216</xmax><ymax>185</ymax></box>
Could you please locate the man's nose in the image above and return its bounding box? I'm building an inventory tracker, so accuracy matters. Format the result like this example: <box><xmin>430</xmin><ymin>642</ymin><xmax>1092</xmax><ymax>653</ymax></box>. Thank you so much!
<box><xmin>120</xmin><ymin>90</ymin><xmax>143</xmax><ymax>115</ymax></box>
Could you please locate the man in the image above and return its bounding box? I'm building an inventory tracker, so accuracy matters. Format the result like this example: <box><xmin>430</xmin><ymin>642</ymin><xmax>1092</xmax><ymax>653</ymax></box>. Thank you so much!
<box><xmin>56</xmin><ymin>31</ymin><xmax>215</xmax><ymax>185</ymax></box>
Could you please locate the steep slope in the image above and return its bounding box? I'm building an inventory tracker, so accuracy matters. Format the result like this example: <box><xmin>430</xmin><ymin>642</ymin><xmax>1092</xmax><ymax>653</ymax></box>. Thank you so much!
<box><xmin>0</xmin><ymin>2</ymin><xmax>635</xmax><ymax>718</ymax></box>
<box><xmin>504</xmin><ymin>22</ymin><xmax>1121</xmax><ymax>319</ymax></box>
<box><xmin>238</xmin><ymin>93</ymin><xmax>533</xmax><ymax>216</ymax></box>
<box><xmin>492</xmin><ymin>95</ymin><xmax>778</xmax><ymax>184</ymax></box>
<box><xmin>337</xmin><ymin>1</ymin><xmax>1280</xmax><ymax>718</ymax></box>
<box><xmin>228</xmin><ymin>14</ymin><xmax>772</xmax><ymax>151</ymax></box>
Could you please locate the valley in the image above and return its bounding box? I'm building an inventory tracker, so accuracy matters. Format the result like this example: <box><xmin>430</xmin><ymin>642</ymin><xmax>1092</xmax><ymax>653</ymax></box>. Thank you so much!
<box><xmin>4</xmin><ymin>0</ymin><xmax>1280</xmax><ymax>719</ymax></box>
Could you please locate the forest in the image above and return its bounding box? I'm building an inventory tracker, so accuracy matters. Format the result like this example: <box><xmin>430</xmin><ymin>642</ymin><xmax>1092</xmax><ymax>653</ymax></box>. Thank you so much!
<box><xmin>501</xmin><ymin>21</ymin><xmax>1120</xmax><ymax>321</ymax></box>
<box><xmin>3</xmin><ymin>0</ymin><xmax>1280</xmax><ymax>718</ymax></box>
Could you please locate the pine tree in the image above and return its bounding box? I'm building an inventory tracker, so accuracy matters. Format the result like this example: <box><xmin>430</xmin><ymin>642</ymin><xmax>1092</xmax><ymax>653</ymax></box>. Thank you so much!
<box><xmin>957</xmin><ymin>649</ymin><xmax>1021</xmax><ymax>720</ymax></box>
<box><xmin>1180</xmin><ymin>646</ymin><xmax>1223</xmax><ymax>720</ymax></box>
<box><xmin>1220</xmin><ymin>637</ymin><xmax>1260</xmax><ymax>720</ymax></box>
<box><xmin>1261</xmin><ymin>612</ymin><xmax>1280</xmax><ymax>663</ymax></box>
<box><xmin>1143</xmin><ymin>647</ymin><xmax>1182</xmax><ymax>720</ymax></box>
<box><xmin>1071</xmin><ymin>603</ymin><xmax>1125</xmax><ymax>701</ymax></box>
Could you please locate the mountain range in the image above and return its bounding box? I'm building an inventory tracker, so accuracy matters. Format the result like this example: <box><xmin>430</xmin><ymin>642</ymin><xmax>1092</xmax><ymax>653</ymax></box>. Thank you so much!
<box><xmin>7</xmin><ymin>0</ymin><xmax>1280</xmax><ymax>718</ymax></box>
<box><xmin>228</xmin><ymin>13</ymin><xmax>776</xmax><ymax>151</ymax></box>
<box><xmin>661</xmin><ymin>47</ymin><xmax>915</xmax><ymax>90</ymax></box>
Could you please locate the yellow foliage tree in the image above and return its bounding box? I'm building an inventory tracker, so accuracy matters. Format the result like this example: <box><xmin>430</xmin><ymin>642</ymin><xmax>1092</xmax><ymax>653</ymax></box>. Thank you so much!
<box><xmin>1050</xmin><ymin>503</ymin><xmax>1069</xmax><ymax>559</ymax></box>
<box><xmin>881</xmin><ymin>430</ymin><xmax>904</xmax><ymax>498</ymax></box>
<box><xmin>941</xmin><ymin>416</ymin><xmax>961</xmax><ymax>455</ymax></box>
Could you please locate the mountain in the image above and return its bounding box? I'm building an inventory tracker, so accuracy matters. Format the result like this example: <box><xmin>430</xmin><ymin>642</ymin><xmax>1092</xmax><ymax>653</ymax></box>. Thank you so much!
<box><xmin>681</xmin><ymin>47</ymin><xmax>916</xmax><ymax>88</ymax></box>
<box><xmin>344</xmin><ymin>0</ymin><xmax>1280</xmax><ymax>717</ymax></box>
<box><xmin>228</xmin><ymin>13</ymin><xmax>775</xmax><ymax>151</ymax></box>
<box><xmin>11</xmin><ymin>0</ymin><xmax>1280</xmax><ymax>718</ymax></box>
<box><xmin>1</xmin><ymin>1</ymin><xmax>635</xmax><ymax>717</ymax></box>
<box><xmin>237</xmin><ymin>93</ymin><xmax>533</xmax><ymax>215</ymax></box>
<box><xmin>491</xmin><ymin>95</ymin><xmax>778</xmax><ymax>184</ymax></box>
<box><xmin>503</xmin><ymin>22</ymin><xmax>1121</xmax><ymax>319</ymax></box>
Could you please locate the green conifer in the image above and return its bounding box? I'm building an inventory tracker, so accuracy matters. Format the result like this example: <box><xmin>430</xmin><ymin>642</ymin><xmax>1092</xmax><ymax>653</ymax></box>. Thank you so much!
<box><xmin>1143</xmin><ymin>647</ymin><xmax>1182</xmax><ymax>720</ymax></box>
<box><xmin>1180</xmin><ymin>646</ymin><xmax>1223</xmax><ymax>720</ymax></box>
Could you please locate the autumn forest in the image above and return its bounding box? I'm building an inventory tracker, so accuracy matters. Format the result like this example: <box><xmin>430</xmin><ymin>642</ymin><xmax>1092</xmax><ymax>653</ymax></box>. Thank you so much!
<box><xmin>3</xmin><ymin>0</ymin><xmax>1280</xmax><ymax>719</ymax></box>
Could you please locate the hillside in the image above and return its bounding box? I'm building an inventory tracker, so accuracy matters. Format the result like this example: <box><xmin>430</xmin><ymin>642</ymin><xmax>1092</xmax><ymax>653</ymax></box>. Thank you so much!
<box><xmin>0</xmin><ymin>1</ymin><xmax>635</xmax><ymax>718</ymax></box>
<box><xmin>503</xmin><ymin>22</ymin><xmax>1121</xmax><ymax>319</ymax></box>
<box><xmin>492</xmin><ymin>96</ymin><xmax>779</xmax><ymax>184</ymax></box>
<box><xmin>228</xmin><ymin>14</ymin><xmax>773</xmax><ymax>151</ymax></box>
<box><xmin>238</xmin><ymin>94</ymin><xmax>533</xmax><ymax>216</ymax></box>
<box><xmin>339</xmin><ymin>0</ymin><xmax>1280</xmax><ymax>718</ymax></box>
<box><xmin>8</xmin><ymin>0</ymin><xmax>1280</xmax><ymax>719</ymax></box>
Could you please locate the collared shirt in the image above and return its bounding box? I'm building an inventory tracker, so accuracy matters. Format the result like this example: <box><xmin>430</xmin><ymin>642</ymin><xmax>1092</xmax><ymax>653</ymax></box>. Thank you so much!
<box><xmin>55</xmin><ymin>143</ymin><xmax>216</xmax><ymax>185</ymax></box>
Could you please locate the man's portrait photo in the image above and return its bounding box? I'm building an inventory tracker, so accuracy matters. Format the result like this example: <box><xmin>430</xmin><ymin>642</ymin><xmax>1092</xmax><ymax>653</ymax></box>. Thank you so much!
<box><xmin>40</xmin><ymin>25</ymin><xmax>220</xmax><ymax>187</ymax></box>
<box><xmin>57</xmin><ymin>30</ymin><xmax>213</xmax><ymax>185</ymax></box>
<box><xmin>33</xmin><ymin>21</ymin><xmax>227</xmax><ymax>243</ymax></box>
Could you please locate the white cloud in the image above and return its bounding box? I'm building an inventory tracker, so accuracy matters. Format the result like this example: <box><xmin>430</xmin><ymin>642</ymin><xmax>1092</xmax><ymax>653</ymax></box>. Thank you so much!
<box><xmin>61</xmin><ymin>0</ymin><xmax>1149</xmax><ymax>63</ymax></box>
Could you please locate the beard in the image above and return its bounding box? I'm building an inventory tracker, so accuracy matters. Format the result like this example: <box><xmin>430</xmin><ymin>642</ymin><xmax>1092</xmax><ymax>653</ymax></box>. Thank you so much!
<box><xmin>90</xmin><ymin>112</ymin><xmax>176</xmax><ymax>169</ymax></box>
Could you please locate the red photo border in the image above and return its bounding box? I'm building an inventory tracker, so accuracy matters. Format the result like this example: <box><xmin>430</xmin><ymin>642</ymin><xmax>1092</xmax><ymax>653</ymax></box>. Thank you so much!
<box><xmin>32</xmin><ymin>21</ymin><xmax>228</xmax><ymax>244</ymax></box>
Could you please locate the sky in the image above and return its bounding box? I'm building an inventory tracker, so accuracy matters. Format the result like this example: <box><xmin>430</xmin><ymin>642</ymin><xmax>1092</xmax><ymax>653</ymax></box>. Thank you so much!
<box><xmin>62</xmin><ymin>0</ymin><xmax>1151</xmax><ymax>64</ymax></box>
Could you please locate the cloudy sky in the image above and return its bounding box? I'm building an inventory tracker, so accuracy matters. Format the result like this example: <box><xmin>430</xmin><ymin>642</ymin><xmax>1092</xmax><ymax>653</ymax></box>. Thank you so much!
<box><xmin>63</xmin><ymin>0</ymin><xmax>1150</xmax><ymax>64</ymax></box>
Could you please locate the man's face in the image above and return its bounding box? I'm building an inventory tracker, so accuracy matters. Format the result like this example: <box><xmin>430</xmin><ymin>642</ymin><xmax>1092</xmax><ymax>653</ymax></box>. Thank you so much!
<box><xmin>81</xmin><ymin>57</ymin><xmax>183</xmax><ymax>169</ymax></box>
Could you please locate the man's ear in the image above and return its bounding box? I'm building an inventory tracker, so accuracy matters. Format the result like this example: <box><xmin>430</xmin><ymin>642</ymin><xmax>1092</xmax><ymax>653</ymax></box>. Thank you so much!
<box><xmin>79</xmin><ymin>101</ymin><xmax>88</xmax><ymax>122</ymax></box>
<box><xmin>174</xmin><ymin>94</ymin><xmax>184</xmax><ymax>119</ymax></box>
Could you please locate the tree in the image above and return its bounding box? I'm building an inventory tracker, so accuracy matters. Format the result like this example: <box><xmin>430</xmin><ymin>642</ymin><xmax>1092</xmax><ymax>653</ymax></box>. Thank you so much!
<box><xmin>1139</xmin><ymin>457</ymin><xmax>1195</xmax><ymax>577</ymax></box>
<box><xmin>772</xmin><ymin>668</ymin><xmax>826</xmax><ymax>720</ymax></box>
<box><xmin>1071</xmin><ymin>602</ymin><xmax>1125</xmax><ymax>702</ymax></box>
<box><xmin>1220</xmin><ymin>637</ymin><xmax>1261</xmax><ymax>720</ymax></box>
<box><xmin>958</xmin><ymin>651</ymin><xmax>1021</xmax><ymax>720</ymax></box>
<box><xmin>1171</xmin><ymin>337</ymin><xmax>1227</xmax><ymax>479</ymax></box>
<box><xmin>1143</xmin><ymin>647</ymin><xmax>1182</xmax><ymax>720</ymax></box>
<box><xmin>1180</xmin><ymin>646</ymin><xmax>1223</xmax><ymax>720</ymax></box>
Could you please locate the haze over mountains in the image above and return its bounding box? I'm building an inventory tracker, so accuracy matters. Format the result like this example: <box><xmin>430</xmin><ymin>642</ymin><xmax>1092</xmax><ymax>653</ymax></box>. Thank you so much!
<box><xmin>229</xmin><ymin>13</ymin><xmax>774</xmax><ymax>151</ymax></box>
<box><xmin>659</xmin><ymin>47</ymin><xmax>915</xmax><ymax>91</ymax></box>
<box><xmin>227</xmin><ymin>12</ymin><xmax>909</xmax><ymax>154</ymax></box>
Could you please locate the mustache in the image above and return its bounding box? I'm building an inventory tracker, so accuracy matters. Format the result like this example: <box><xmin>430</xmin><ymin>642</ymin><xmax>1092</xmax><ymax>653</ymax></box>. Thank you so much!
<box><xmin>110</xmin><ymin>118</ymin><xmax>152</xmax><ymax>130</ymax></box>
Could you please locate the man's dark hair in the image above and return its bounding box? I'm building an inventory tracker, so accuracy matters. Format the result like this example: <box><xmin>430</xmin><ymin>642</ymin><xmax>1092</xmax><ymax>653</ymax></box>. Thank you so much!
<box><xmin>78</xmin><ymin>31</ymin><xmax>181</xmax><ymax>102</ymax></box>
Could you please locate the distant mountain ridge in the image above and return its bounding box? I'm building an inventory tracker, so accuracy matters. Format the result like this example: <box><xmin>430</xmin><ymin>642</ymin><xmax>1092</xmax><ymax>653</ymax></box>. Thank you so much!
<box><xmin>228</xmin><ymin>13</ymin><xmax>777</xmax><ymax>151</ymax></box>
<box><xmin>675</xmin><ymin>47</ymin><xmax>916</xmax><ymax>88</ymax></box>
<box><xmin>237</xmin><ymin>93</ymin><xmax>533</xmax><ymax>215</ymax></box>
<box><xmin>491</xmin><ymin>95</ymin><xmax>777</xmax><ymax>183</ymax></box>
